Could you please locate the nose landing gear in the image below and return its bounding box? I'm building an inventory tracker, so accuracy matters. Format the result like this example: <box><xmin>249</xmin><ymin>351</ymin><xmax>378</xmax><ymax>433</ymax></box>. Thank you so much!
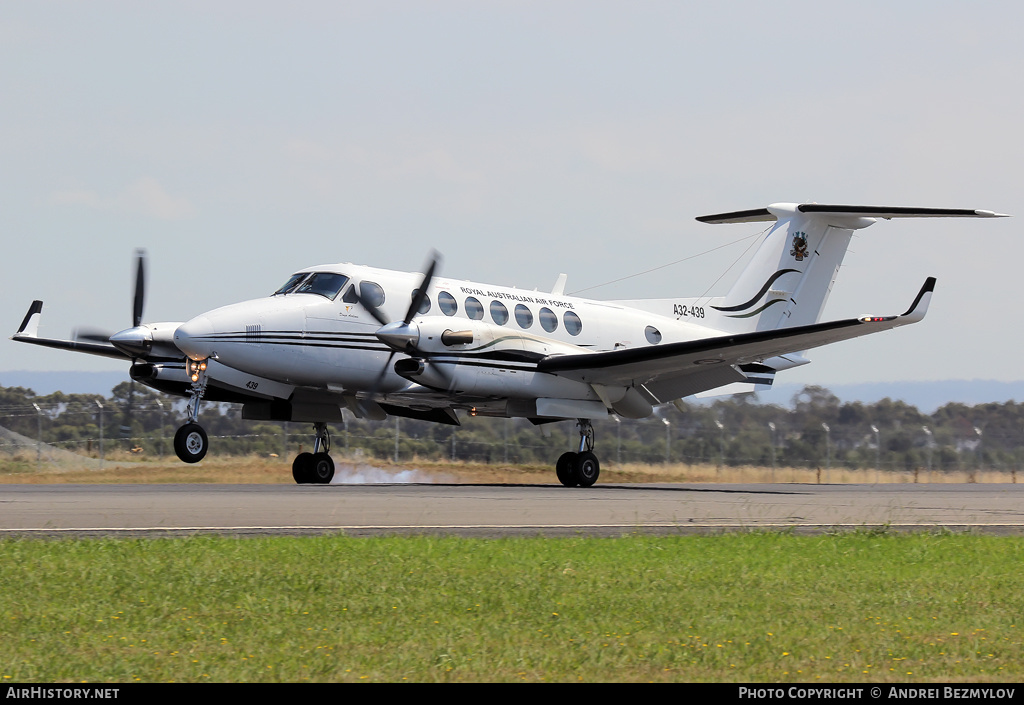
<box><xmin>174</xmin><ymin>359</ymin><xmax>210</xmax><ymax>463</ymax></box>
<box><xmin>555</xmin><ymin>419</ymin><xmax>601</xmax><ymax>487</ymax></box>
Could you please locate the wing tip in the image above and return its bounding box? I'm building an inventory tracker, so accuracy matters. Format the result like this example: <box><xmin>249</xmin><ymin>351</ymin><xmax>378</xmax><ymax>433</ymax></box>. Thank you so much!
<box><xmin>696</xmin><ymin>208</ymin><xmax>775</xmax><ymax>225</ymax></box>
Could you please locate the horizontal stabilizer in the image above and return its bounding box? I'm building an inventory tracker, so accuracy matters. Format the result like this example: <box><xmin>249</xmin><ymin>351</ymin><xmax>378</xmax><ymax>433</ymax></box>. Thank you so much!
<box><xmin>697</xmin><ymin>204</ymin><xmax>1009</xmax><ymax>224</ymax></box>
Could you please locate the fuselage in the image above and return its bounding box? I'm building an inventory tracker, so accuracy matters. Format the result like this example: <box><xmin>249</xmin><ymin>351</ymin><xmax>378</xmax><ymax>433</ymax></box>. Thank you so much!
<box><xmin>171</xmin><ymin>261</ymin><xmax>723</xmax><ymax>412</ymax></box>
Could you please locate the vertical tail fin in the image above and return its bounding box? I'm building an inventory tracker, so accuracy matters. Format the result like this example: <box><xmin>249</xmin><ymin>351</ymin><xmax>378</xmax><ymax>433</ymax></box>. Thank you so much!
<box><xmin>697</xmin><ymin>203</ymin><xmax>1006</xmax><ymax>333</ymax></box>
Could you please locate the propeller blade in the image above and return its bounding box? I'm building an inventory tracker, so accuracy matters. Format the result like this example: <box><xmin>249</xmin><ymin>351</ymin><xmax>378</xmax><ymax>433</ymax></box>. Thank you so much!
<box><xmin>132</xmin><ymin>248</ymin><xmax>147</xmax><ymax>328</ymax></box>
<box><xmin>72</xmin><ymin>326</ymin><xmax>116</xmax><ymax>344</ymax></box>
<box><xmin>365</xmin><ymin>350</ymin><xmax>399</xmax><ymax>400</ymax></box>
<box><xmin>404</xmin><ymin>251</ymin><xmax>440</xmax><ymax>325</ymax></box>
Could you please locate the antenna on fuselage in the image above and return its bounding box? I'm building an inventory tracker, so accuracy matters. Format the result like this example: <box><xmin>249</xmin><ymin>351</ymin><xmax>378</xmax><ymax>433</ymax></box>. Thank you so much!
<box><xmin>551</xmin><ymin>273</ymin><xmax>567</xmax><ymax>296</ymax></box>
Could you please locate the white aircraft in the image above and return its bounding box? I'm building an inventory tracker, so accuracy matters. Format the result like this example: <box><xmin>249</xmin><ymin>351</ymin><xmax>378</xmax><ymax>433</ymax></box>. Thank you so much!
<box><xmin>12</xmin><ymin>203</ymin><xmax>1007</xmax><ymax>486</ymax></box>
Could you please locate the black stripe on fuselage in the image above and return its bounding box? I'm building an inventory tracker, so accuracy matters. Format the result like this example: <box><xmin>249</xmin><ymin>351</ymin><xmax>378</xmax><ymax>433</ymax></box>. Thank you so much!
<box><xmin>185</xmin><ymin>334</ymin><xmax>547</xmax><ymax>371</ymax></box>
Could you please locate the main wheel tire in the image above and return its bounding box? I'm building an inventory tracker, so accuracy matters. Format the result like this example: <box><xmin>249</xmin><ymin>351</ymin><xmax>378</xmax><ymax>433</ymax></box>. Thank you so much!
<box><xmin>556</xmin><ymin>451</ymin><xmax>578</xmax><ymax>487</ymax></box>
<box><xmin>292</xmin><ymin>452</ymin><xmax>314</xmax><ymax>484</ymax></box>
<box><xmin>310</xmin><ymin>452</ymin><xmax>335</xmax><ymax>484</ymax></box>
<box><xmin>173</xmin><ymin>423</ymin><xmax>208</xmax><ymax>464</ymax></box>
<box><xmin>574</xmin><ymin>451</ymin><xmax>600</xmax><ymax>487</ymax></box>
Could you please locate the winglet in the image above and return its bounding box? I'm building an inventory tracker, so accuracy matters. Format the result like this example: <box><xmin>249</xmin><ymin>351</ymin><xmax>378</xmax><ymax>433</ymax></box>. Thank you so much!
<box><xmin>899</xmin><ymin>277</ymin><xmax>936</xmax><ymax>323</ymax></box>
<box><xmin>14</xmin><ymin>300</ymin><xmax>43</xmax><ymax>338</ymax></box>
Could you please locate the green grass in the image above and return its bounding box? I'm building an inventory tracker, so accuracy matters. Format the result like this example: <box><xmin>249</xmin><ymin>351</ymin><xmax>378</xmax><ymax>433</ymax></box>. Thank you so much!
<box><xmin>2</xmin><ymin>532</ymin><xmax>1022</xmax><ymax>682</ymax></box>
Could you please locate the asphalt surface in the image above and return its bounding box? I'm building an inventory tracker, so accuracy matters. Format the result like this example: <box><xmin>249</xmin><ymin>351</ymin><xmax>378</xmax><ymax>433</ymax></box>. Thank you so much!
<box><xmin>2</xmin><ymin>482</ymin><xmax>1024</xmax><ymax>537</ymax></box>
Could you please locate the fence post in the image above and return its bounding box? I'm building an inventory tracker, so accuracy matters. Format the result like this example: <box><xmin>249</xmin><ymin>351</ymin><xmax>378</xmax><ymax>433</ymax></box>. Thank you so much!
<box><xmin>95</xmin><ymin>400</ymin><xmax>104</xmax><ymax>469</ymax></box>
<box><xmin>32</xmin><ymin>403</ymin><xmax>42</xmax><ymax>466</ymax></box>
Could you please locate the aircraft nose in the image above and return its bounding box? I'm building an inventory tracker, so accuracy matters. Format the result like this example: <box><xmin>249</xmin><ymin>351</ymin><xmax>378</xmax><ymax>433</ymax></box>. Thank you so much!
<box><xmin>174</xmin><ymin>315</ymin><xmax>215</xmax><ymax>361</ymax></box>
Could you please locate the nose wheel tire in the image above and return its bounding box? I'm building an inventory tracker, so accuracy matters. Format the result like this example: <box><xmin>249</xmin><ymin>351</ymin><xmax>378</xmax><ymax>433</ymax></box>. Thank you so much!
<box><xmin>173</xmin><ymin>423</ymin><xmax>208</xmax><ymax>464</ymax></box>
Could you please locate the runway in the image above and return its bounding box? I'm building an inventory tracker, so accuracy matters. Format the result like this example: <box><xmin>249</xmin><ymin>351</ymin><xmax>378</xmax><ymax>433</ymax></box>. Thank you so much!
<box><xmin>2</xmin><ymin>482</ymin><xmax>1024</xmax><ymax>537</ymax></box>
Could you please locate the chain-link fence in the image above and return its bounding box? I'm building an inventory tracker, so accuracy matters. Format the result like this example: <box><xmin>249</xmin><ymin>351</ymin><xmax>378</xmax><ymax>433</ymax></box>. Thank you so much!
<box><xmin>3</xmin><ymin>388</ymin><xmax>1023</xmax><ymax>477</ymax></box>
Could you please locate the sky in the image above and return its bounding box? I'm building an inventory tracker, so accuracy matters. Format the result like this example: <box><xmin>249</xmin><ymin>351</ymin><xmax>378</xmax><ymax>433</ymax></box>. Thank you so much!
<box><xmin>2</xmin><ymin>1</ymin><xmax>1022</xmax><ymax>388</ymax></box>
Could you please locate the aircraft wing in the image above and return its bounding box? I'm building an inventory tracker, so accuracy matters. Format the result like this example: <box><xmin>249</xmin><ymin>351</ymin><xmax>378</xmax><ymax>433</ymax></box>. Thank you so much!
<box><xmin>537</xmin><ymin>278</ymin><xmax>935</xmax><ymax>402</ymax></box>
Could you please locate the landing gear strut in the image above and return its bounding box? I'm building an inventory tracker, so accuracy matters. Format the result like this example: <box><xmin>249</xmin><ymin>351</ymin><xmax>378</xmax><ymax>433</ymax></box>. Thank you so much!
<box><xmin>292</xmin><ymin>422</ymin><xmax>335</xmax><ymax>484</ymax></box>
<box><xmin>555</xmin><ymin>419</ymin><xmax>600</xmax><ymax>488</ymax></box>
<box><xmin>174</xmin><ymin>359</ymin><xmax>210</xmax><ymax>463</ymax></box>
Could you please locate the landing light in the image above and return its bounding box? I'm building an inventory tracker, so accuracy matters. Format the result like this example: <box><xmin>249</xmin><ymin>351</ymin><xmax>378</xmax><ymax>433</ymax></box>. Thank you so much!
<box><xmin>189</xmin><ymin>359</ymin><xmax>208</xmax><ymax>381</ymax></box>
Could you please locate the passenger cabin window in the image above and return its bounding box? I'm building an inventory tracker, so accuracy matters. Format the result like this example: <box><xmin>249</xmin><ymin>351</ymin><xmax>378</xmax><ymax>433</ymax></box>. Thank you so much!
<box><xmin>411</xmin><ymin>289</ymin><xmax>431</xmax><ymax>314</ymax></box>
<box><xmin>563</xmin><ymin>311</ymin><xmax>583</xmax><ymax>336</ymax></box>
<box><xmin>645</xmin><ymin>326</ymin><xmax>662</xmax><ymax>344</ymax></box>
<box><xmin>490</xmin><ymin>300</ymin><xmax>509</xmax><ymax>326</ymax></box>
<box><xmin>539</xmin><ymin>307</ymin><xmax>558</xmax><ymax>333</ymax></box>
<box><xmin>438</xmin><ymin>291</ymin><xmax>458</xmax><ymax>316</ymax></box>
<box><xmin>465</xmin><ymin>297</ymin><xmax>484</xmax><ymax>320</ymax></box>
<box><xmin>291</xmin><ymin>272</ymin><xmax>349</xmax><ymax>301</ymax></box>
<box><xmin>514</xmin><ymin>304</ymin><xmax>533</xmax><ymax>329</ymax></box>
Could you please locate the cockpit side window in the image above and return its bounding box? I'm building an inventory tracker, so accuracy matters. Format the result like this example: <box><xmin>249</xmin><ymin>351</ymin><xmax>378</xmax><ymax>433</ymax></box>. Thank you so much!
<box><xmin>359</xmin><ymin>282</ymin><xmax>385</xmax><ymax>308</ymax></box>
<box><xmin>294</xmin><ymin>272</ymin><xmax>350</xmax><ymax>301</ymax></box>
<box><xmin>273</xmin><ymin>273</ymin><xmax>309</xmax><ymax>296</ymax></box>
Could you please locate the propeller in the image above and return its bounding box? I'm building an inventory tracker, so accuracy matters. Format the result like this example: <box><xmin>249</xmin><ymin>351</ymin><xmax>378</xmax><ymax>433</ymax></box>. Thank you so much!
<box><xmin>124</xmin><ymin>250</ymin><xmax>149</xmax><ymax>436</ymax></box>
<box><xmin>355</xmin><ymin>250</ymin><xmax>439</xmax><ymax>335</ymax></box>
<box><xmin>354</xmin><ymin>251</ymin><xmax>443</xmax><ymax>398</ymax></box>
<box><xmin>106</xmin><ymin>249</ymin><xmax>156</xmax><ymax>359</ymax></box>
<box><xmin>63</xmin><ymin>249</ymin><xmax>149</xmax><ymax>356</ymax></box>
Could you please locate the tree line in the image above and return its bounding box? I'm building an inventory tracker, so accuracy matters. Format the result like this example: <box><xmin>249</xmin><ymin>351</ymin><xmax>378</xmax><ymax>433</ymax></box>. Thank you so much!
<box><xmin>1</xmin><ymin>381</ymin><xmax>1021</xmax><ymax>472</ymax></box>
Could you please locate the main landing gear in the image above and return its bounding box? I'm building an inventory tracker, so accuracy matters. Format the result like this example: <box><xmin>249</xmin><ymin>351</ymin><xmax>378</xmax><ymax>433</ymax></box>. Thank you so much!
<box><xmin>291</xmin><ymin>422</ymin><xmax>335</xmax><ymax>484</ymax></box>
<box><xmin>555</xmin><ymin>419</ymin><xmax>600</xmax><ymax>488</ymax></box>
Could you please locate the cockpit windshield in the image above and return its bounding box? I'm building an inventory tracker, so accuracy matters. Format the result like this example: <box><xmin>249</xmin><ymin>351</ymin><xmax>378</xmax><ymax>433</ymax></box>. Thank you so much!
<box><xmin>273</xmin><ymin>273</ymin><xmax>309</xmax><ymax>296</ymax></box>
<box><xmin>273</xmin><ymin>272</ymin><xmax>349</xmax><ymax>301</ymax></box>
<box><xmin>295</xmin><ymin>272</ymin><xmax>349</xmax><ymax>300</ymax></box>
